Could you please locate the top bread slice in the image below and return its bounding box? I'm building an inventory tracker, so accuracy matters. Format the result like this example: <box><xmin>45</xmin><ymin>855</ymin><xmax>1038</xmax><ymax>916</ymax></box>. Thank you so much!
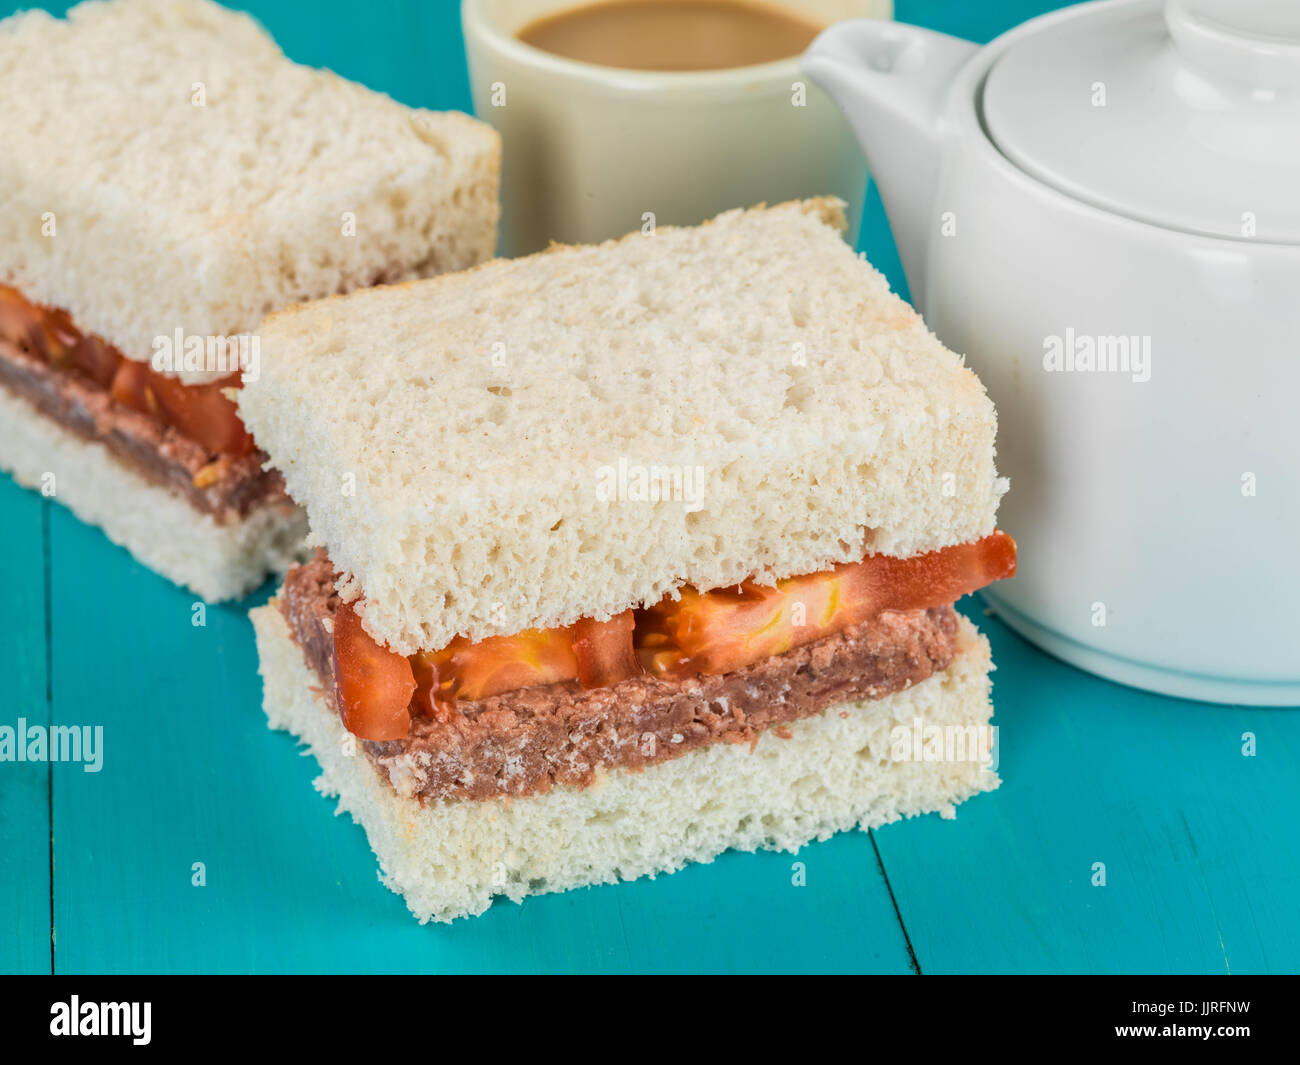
<box><xmin>0</xmin><ymin>0</ymin><xmax>500</xmax><ymax>383</ymax></box>
<box><xmin>239</xmin><ymin>199</ymin><xmax>1005</xmax><ymax>655</ymax></box>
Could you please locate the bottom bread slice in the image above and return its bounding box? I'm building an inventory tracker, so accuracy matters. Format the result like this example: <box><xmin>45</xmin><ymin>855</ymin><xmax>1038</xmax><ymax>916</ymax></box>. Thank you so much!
<box><xmin>251</xmin><ymin>603</ymin><xmax>999</xmax><ymax>923</ymax></box>
<box><xmin>0</xmin><ymin>384</ymin><xmax>307</xmax><ymax>601</ymax></box>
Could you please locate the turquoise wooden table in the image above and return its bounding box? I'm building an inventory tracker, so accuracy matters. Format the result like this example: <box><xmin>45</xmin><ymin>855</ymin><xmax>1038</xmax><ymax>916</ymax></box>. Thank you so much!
<box><xmin>2</xmin><ymin>0</ymin><xmax>1297</xmax><ymax>975</ymax></box>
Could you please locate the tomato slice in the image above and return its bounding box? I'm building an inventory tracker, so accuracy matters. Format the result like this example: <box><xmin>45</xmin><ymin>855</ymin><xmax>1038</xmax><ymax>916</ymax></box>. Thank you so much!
<box><xmin>0</xmin><ymin>285</ymin><xmax>46</xmax><ymax>354</ymax></box>
<box><xmin>144</xmin><ymin>370</ymin><xmax>254</xmax><ymax>457</ymax></box>
<box><xmin>331</xmin><ymin>532</ymin><xmax>1016</xmax><ymax>738</ymax></box>
<box><xmin>109</xmin><ymin>361</ymin><xmax>254</xmax><ymax>457</ymax></box>
<box><xmin>1</xmin><ymin>285</ymin><xmax>120</xmax><ymax>386</ymax></box>
<box><xmin>109</xmin><ymin>359</ymin><xmax>155</xmax><ymax>414</ymax></box>
<box><xmin>70</xmin><ymin>335</ymin><xmax>121</xmax><ymax>389</ymax></box>
<box><xmin>852</xmin><ymin>530</ymin><xmax>1018</xmax><ymax>612</ymax></box>
<box><xmin>408</xmin><ymin>650</ymin><xmax>449</xmax><ymax>722</ymax></box>
<box><xmin>332</xmin><ymin>601</ymin><xmax>415</xmax><ymax>741</ymax></box>
<box><xmin>414</xmin><ymin>627</ymin><xmax>580</xmax><ymax>706</ymax></box>
<box><xmin>33</xmin><ymin>306</ymin><xmax>81</xmax><ymax>367</ymax></box>
<box><xmin>637</xmin><ymin>577</ymin><xmax>843</xmax><ymax>677</ymax></box>
<box><xmin>639</xmin><ymin>531</ymin><xmax>1017</xmax><ymax>679</ymax></box>
<box><xmin>573</xmin><ymin>610</ymin><xmax>642</xmax><ymax>688</ymax></box>
<box><xmin>1</xmin><ymin>284</ymin><xmax>251</xmax><ymax>457</ymax></box>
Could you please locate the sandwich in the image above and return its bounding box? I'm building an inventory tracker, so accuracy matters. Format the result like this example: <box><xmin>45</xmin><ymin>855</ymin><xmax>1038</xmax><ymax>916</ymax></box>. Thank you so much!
<box><xmin>242</xmin><ymin>199</ymin><xmax>1016</xmax><ymax>923</ymax></box>
<box><xmin>0</xmin><ymin>0</ymin><xmax>500</xmax><ymax>600</ymax></box>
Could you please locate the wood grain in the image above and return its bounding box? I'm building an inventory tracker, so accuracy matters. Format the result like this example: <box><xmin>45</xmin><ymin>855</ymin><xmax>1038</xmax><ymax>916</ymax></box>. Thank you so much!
<box><xmin>0</xmin><ymin>479</ymin><xmax>51</xmax><ymax>973</ymax></box>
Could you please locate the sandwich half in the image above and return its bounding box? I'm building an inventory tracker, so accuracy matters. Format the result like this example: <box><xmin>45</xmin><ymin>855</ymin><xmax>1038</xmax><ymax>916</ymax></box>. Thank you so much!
<box><xmin>0</xmin><ymin>0</ymin><xmax>500</xmax><ymax>600</ymax></box>
<box><xmin>242</xmin><ymin>199</ymin><xmax>1016</xmax><ymax>922</ymax></box>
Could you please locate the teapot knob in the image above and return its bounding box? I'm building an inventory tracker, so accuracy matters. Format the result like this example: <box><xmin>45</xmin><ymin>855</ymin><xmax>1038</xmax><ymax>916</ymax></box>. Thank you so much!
<box><xmin>1166</xmin><ymin>0</ymin><xmax>1300</xmax><ymax>91</ymax></box>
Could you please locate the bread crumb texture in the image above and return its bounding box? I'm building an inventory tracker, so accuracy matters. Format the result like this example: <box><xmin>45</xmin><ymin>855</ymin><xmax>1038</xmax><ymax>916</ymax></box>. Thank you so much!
<box><xmin>241</xmin><ymin>200</ymin><xmax>1005</xmax><ymax>653</ymax></box>
<box><xmin>0</xmin><ymin>0</ymin><xmax>500</xmax><ymax>380</ymax></box>
<box><xmin>252</xmin><ymin>603</ymin><xmax>998</xmax><ymax>923</ymax></box>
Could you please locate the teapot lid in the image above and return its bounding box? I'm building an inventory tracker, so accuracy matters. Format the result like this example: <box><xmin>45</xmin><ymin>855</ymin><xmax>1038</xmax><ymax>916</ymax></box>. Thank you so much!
<box><xmin>982</xmin><ymin>0</ymin><xmax>1300</xmax><ymax>243</ymax></box>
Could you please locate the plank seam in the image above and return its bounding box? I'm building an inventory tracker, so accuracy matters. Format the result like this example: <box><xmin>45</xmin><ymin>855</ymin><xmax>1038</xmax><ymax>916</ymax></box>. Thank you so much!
<box><xmin>42</xmin><ymin>499</ymin><xmax>54</xmax><ymax>975</ymax></box>
<box><xmin>870</xmin><ymin>830</ymin><xmax>921</xmax><ymax>975</ymax></box>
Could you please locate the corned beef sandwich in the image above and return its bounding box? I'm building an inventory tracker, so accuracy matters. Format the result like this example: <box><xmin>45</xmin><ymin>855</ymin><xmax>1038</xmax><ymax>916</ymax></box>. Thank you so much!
<box><xmin>0</xmin><ymin>0</ymin><xmax>499</xmax><ymax>599</ymax></box>
<box><xmin>241</xmin><ymin>200</ymin><xmax>1016</xmax><ymax>922</ymax></box>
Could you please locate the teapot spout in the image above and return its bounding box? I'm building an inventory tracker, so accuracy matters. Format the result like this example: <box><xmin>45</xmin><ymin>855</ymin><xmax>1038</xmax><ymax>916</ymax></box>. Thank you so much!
<box><xmin>803</xmin><ymin>21</ymin><xmax>978</xmax><ymax>301</ymax></box>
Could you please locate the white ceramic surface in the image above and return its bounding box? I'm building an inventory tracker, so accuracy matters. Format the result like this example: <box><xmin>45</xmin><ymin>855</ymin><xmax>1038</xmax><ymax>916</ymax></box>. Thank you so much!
<box><xmin>983</xmin><ymin>0</ymin><xmax>1300</xmax><ymax>241</ymax></box>
<box><xmin>805</xmin><ymin>0</ymin><xmax>1300</xmax><ymax>704</ymax></box>
<box><xmin>462</xmin><ymin>0</ymin><xmax>891</xmax><ymax>256</ymax></box>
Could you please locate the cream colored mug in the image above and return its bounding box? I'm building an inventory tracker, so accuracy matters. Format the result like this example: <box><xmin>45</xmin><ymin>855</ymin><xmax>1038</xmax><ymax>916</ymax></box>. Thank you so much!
<box><xmin>462</xmin><ymin>0</ymin><xmax>892</xmax><ymax>256</ymax></box>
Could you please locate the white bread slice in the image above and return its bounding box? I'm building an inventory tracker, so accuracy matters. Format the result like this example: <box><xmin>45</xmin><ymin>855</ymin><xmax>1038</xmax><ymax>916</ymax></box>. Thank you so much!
<box><xmin>252</xmin><ymin>603</ymin><xmax>997</xmax><ymax>923</ymax></box>
<box><xmin>0</xmin><ymin>383</ymin><xmax>306</xmax><ymax>601</ymax></box>
<box><xmin>0</xmin><ymin>0</ymin><xmax>500</xmax><ymax>382</ymax></box>
<box><xmin>240</xmin><ymin>200</ymin><xmax>1005</xmax><ymax>655</ymax></box>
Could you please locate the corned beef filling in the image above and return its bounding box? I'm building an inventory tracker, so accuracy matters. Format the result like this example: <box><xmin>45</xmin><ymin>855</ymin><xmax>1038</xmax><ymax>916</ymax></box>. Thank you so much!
<box><xmin>0</xmin><ymin>285</ymin><xmax>283</xmax><ymax>521</ymax></box>
<box><xmin>279</xmin><ymin>551</ymin><xmax>961</xmax><ymax>802</ymax></box>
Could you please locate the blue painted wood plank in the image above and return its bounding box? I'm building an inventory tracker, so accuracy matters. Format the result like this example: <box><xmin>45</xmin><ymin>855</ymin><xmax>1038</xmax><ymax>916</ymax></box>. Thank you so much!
<box><xmin>896</xmin><ymin>0</ymin><xmax>1065</xmax><ymax>44</ymax></box>
<box><xmin>0</xmin><ymin>477</ymin><xmax>51</xmax><ymax>974</ymax></box>
<box><xmin>233</xmin><ymin>0</ymin><xmax>466</xmax><ymax>113</ymax></box>
<box><xmin>874</xmin><ymin>603</ymin><xmax>1300</xmax><ymax>974</ymax></box>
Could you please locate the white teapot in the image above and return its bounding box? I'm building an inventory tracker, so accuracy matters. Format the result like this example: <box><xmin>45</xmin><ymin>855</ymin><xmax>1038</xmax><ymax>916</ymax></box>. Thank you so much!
<box><xmin>804</xmin><ymin>0</ymin><xmax>1300</xmax><ymax>704</ymax></box>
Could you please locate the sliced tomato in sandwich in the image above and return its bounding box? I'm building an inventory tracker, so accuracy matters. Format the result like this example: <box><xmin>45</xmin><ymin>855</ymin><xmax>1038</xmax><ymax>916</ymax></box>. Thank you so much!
<box><xmin>109</xmin><ymin>359</ymin><xmax>156</xmax><ymax>414</ymax></box>
<box><xmin>332</xmin><ymin>601</ymin><xmax>415</xmax><ymax>741</ymax></box>
<box><xmin>0</xmin><ymin>286</ymin><xmax>122</xmax><ymax>388</ymax></box>
<box><xmin>854</xmin><ymin>529</ymin><xmax>1018</xmax><ymax>611</ymax></box>
<box><xmin>31</xmin><ymin>306</ymin><xmax>81</xmax><ymax>367</ymax></box>
<box><xmin>69</xmin><ymin>335</ymin><xmax>122</xmax><ymax>389</ymax></box>
<box><xmin>110</xmin><ymin>361</ymin><xmax>254</xmax><ymax>457</ymax></box>
<box><xmin>0</xmin><ymin>285</ymin><xmax>43</xmax><ymax>352</ymax></box>
<box><xmin>638</xmin><ymin>573</ymin><xmax>858</xmax><ymax>678</ymax></box>
<box><xmin>332</xmin><ymin>533</ymin><xmax>1016</xmax><ymax>736</ymax></box>
<box><xmin>640</xmin><ymin>531</ymin><xmax>1017</xmax><ymax>679</ymax></box>
<box><xmin>138</xmin><ymin>370</ymin><xmax>255</xmax><ymax>457</ymax></box>
<box><xmin>573</xmin><ymin>610</ymin><xmax>642</xmax><ymax>689</ymax></box>
<box><xmin>410</xmin><ymin>614</ymin><xmax>640</xmax><ymax>711</ymax></box>
<box><xmin>415</xmin><ymin>626</ymin><xmax>580</xmax><ymax>705</ymax></box>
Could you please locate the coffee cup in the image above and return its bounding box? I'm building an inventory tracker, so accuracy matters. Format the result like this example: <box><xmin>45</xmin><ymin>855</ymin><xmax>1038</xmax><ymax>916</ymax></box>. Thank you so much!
<box><xmin>462</xmin><ymin>0</ymin><xmax>892</xmax><ymax>256</ymax></box>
